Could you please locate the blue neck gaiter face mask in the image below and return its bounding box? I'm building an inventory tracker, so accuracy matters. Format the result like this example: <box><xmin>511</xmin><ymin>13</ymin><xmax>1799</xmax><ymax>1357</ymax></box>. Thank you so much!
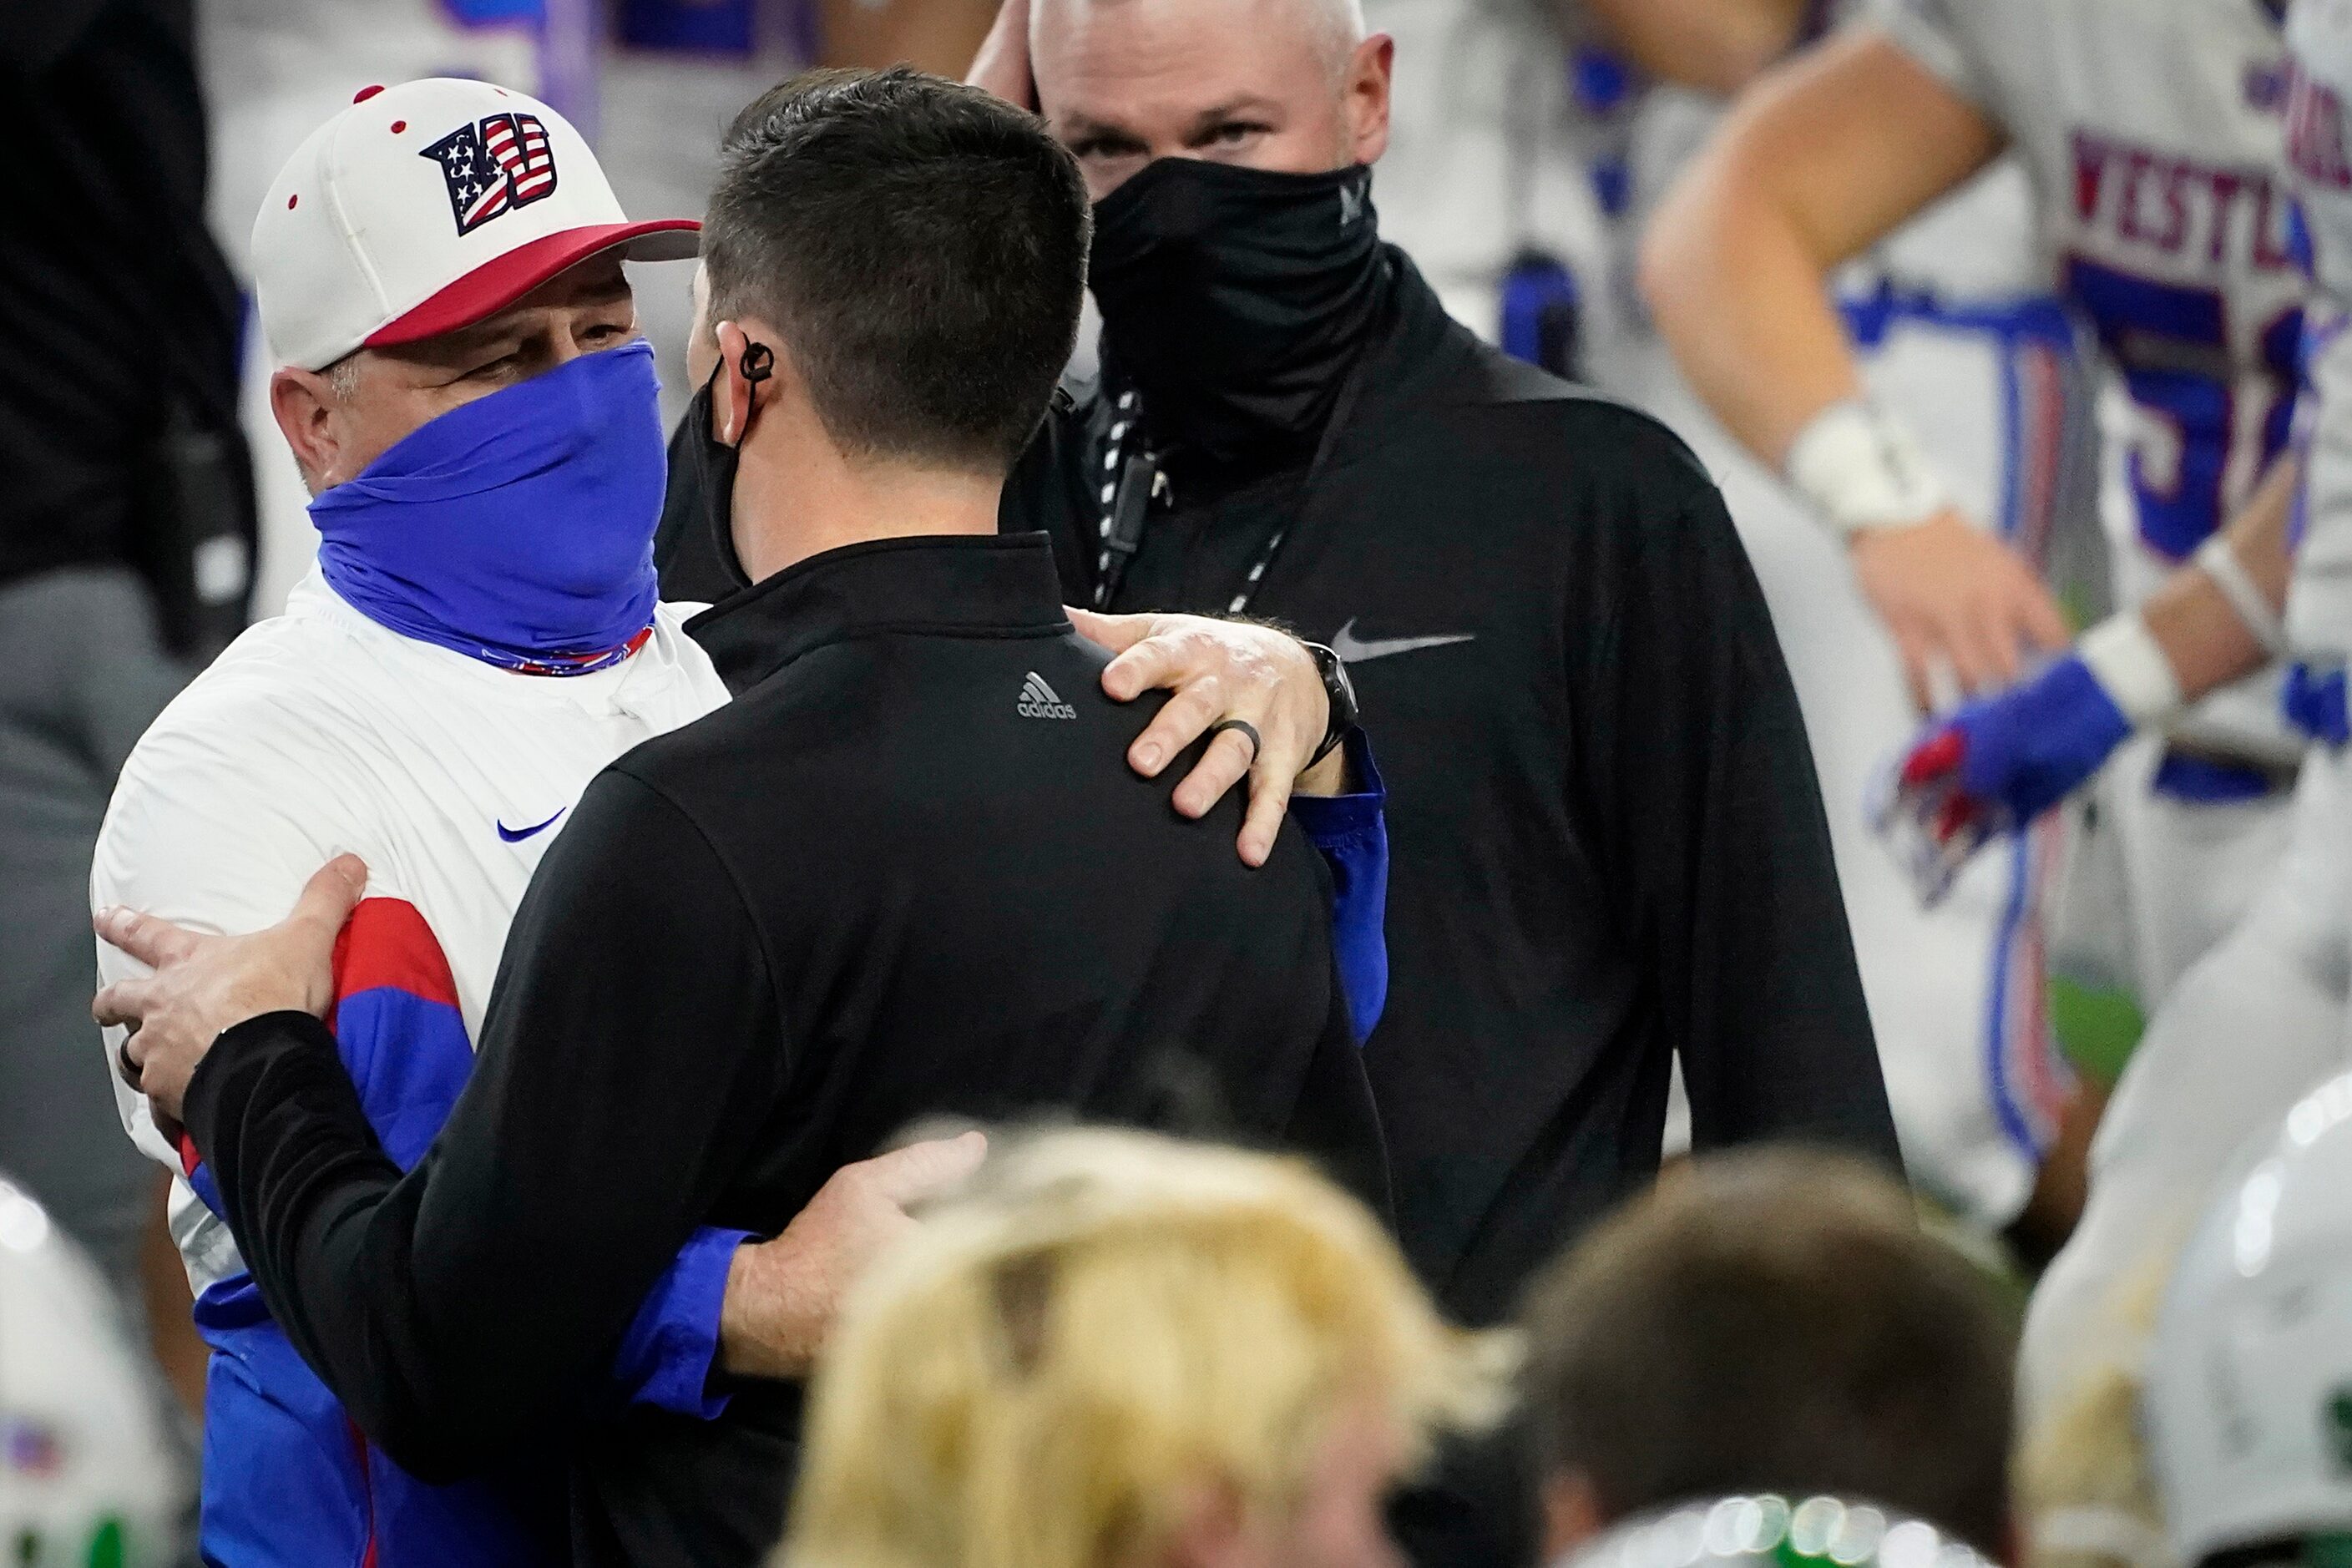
<box><xmin>311</xmin><ymin>339</ymin><xmax>665</xmax><ymax>675</ymax></box>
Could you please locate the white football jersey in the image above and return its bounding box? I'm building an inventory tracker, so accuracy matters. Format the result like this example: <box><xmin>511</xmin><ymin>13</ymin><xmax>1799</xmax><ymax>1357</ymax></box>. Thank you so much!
<box><xmin>2288</xmin><ymin>0</ymin><xmax>2352</xmax><ymax>657</ymax></box>
<box><xmin>91</xmin><ymin>572</ymin><xmax>730</xmax><ymax>1296</ymax></box>
<box><xmin>1880</xmin><ymin>0</ymin><xmax>2305</xmax><ymax>755</ymax></box>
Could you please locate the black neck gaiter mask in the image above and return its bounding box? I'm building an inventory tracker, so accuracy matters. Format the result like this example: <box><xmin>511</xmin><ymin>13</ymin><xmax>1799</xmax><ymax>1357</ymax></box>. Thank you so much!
<box><xmin>1089</xmin><ymin>159</ymin><xmax>1387</xmax><ymax>469</ymax></box>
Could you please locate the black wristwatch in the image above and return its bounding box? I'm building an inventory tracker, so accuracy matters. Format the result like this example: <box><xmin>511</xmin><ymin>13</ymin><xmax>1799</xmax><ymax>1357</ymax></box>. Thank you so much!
<box><xmin>1304</xmin><ymin>641</ymin><xmax>1359</xmax><ymax>767</ymax></box>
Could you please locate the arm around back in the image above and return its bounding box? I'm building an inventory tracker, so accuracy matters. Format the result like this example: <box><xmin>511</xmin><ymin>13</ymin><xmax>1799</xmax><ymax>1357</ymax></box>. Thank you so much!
<box><xmin>185</xmin><ymin>766</ymin><xmax>789</xmax><ymax>1479</ymax></box>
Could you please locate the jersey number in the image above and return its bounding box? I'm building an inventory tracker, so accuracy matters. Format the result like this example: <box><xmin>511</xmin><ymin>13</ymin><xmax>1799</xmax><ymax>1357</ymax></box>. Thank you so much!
<box><xmin>2063</xmin><ymin>255</ymin><xmax>2299</xmax><ymax>559</ymax></box>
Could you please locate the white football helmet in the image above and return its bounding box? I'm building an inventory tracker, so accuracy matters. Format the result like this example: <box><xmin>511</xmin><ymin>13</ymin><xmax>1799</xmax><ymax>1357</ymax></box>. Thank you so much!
<box><xmin>0</xmin><ymin>1176</ymin><xmax>177</xmax><ymax>1566</ymax></box>
<box><xmin>2148</xmin><ymin>1071</ymin><xmax>2352</xmax><ymax>1565</ymax></box>
<box><xmin>1560</xmin><ymin>1494</ymin><xmax>1999</xmax><ymax>1568</ymax></box>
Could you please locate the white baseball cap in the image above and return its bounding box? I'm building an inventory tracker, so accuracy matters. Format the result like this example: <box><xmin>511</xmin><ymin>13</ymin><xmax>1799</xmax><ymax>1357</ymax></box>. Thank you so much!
<box><xmin>253</xmin><ymin>78</ymin><xmax>700</xmax><ymax>372</ymax></box>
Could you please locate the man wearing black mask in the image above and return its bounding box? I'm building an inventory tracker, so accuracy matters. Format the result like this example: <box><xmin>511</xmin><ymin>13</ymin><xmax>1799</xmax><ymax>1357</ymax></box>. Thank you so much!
<box><xmin>664</xmin><ymin>0</ymin><xmax>1898</xmax><ymax>1331</ymax></box>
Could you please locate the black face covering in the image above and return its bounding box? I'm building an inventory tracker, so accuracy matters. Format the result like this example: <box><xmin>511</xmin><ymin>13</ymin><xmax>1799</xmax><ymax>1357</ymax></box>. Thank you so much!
<box><xmin>675</xmin><ymin>367</ymin><xmax>756</xmax><ymax>597</ymax></box>
<box><xmin>1089</xmin><ymin>159</ymin><xmax>1387</xmax><ymax>468</ymax></box>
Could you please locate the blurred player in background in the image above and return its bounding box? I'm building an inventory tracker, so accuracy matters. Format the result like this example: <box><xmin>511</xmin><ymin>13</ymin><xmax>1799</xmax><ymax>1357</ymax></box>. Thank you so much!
<box><xmin>2137</xmin><ymin>1070</ymin><xmax>2352</xmax><ymax>1568</ymax></box>
<box><xmin>1651</xmin><ymin>0</ymin><xmax>2304</xmax><ymax>1014</ymax></box>
<box><xmin>1643</xmin><ymin>0</ymin><xmax>2304</xmax><ymax>1268</ymax></box>
<box><xmin>1363</xmin><ymin>0</ymin><xmax>2097</xmax><ymax>1257</ymax></box>
<box><xmin>2018</xmin><ymin>1072</ymin><xmax>2352</xmax><ymax>1568</ymax></box>
<box><xmin>1870</xmin><ymin>0</ymin><xmax>2352</xmax><ymax>1450</ymax></box>
<box><xmin>0</xmin><ymin>1177</ymin><xmax>178</xmax><ymax>1568</ymax></box>
<box><xmin>1631</xmin><ymin>2</ymin><xmax>2099</xmax><ymax>1263</ymax></box>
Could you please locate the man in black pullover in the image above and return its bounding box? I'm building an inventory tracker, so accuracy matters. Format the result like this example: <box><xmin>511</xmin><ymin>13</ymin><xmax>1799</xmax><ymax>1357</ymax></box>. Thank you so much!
<box><xmin>94</xmin><ymin>68</ymin><xmax>1385</xmax><ymax>1566</ymax></box>
<box><xmin>665</xmin><ymin>0</ymin><xmax>1904</xmax><ymax>1331</ymax></box>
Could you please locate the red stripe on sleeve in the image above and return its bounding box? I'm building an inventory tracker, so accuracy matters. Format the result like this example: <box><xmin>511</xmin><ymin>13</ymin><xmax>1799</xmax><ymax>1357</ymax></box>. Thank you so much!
<box><xmin>331</xmin><ymin>898</ymin><xmax>462</xmax><ymax>1010</ymax></box>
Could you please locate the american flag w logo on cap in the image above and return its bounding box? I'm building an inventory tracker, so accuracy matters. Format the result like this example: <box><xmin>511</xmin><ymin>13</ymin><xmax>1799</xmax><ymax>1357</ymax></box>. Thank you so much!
<box><xmin>418</xmin><ymin>112</ymin><xmax>560</xmax><ymax>237</ymax></box>
<box><xmin>249</xmin><ymin>79</ymin><xmax>699</xmax><ymax>372</ymax></box>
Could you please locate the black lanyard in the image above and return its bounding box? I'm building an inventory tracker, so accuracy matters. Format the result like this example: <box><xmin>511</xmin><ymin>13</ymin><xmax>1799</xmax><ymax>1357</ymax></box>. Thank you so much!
<box><xmin>1091</xmin><ymin>386</ymin><xmax>1159</xmax><ymax>610</ymax></box>
<box><xmin>1089</xmin><ymin>364</ymin><xmax>1373</xmax><ymax>616</ymax></box>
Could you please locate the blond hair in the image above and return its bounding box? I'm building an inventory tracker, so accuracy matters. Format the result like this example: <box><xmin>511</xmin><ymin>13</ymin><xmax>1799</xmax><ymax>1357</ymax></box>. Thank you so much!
<box><xmin>781</xmin><ymin>1127</ymin><xmax>1513</xmax><ymax>1568</ymax></box>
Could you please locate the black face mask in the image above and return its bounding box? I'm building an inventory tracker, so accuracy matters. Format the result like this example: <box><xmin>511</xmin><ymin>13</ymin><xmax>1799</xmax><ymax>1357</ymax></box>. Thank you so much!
<box><xmin>677</xmin><ymin>374</ymin><xmax>752</xmax><ymax>594</ymax></box>
<box><xmin>1089</xmin><ymin>159</ymin><xmax>1386</xmax><ymax>468</ymax></box>
<box><xmin>673</xmin><ymin>348</ymin><xmax>780</xmax><ymax>599</ymax></box>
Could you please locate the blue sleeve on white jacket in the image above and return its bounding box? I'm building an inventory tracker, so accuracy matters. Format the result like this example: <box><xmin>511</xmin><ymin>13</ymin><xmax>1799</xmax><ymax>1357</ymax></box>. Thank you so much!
<box><xmin>1285</xmin><ymin>730</ymin><xmax>1389</xmax><ymax>1041</ymax></box>
<box><xmin>282</xmin><ymin>895</ymin><xmax>746</xmax><ymax>1422</ymax></box>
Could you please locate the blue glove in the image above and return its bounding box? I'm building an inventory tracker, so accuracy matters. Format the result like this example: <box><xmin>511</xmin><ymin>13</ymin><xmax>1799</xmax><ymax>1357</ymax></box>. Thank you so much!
<box><xmin>1872</xmin><ymin>654</ymin><xmax>2133</xmax><ymax>904</ymax></box>
<box><xmin>2286</xmin><ymin>660</ymin><xmax>2350</xmax><ymax>746</ymax></box>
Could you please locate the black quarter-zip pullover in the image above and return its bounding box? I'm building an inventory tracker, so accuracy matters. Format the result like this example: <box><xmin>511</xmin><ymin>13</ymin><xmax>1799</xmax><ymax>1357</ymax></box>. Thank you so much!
<box><xmin>1012</xmin><ymin>254</ymin><xmax>1902</xmax><ymax>1325</ymax></box>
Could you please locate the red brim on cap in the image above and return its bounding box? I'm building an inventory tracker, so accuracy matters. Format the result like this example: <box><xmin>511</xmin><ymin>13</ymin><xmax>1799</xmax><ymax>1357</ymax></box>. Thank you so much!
<box><xmin>365</xmin><ymin>220</ymin><xmax>702</xmax><ymax>348</ymax></box>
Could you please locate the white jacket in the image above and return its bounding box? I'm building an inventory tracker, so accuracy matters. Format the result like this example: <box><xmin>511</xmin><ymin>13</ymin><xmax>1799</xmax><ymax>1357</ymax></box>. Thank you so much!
<box><xmin>91</xmin><ymin>570</ymin><xmax>730</xmax><ymax>1297</ymax></box>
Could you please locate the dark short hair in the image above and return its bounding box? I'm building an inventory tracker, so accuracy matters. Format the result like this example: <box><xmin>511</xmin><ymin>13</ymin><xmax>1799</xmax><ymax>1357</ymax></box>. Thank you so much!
<box><xmin>703</xmin><ymin>67</ymin><xmax>1090</xmax><ymax>472</ymax></box>
<box><xmin>1521</xmin><ymin>1149</ymin><xmax>2016</xmax><ymax>1555</ymax></box>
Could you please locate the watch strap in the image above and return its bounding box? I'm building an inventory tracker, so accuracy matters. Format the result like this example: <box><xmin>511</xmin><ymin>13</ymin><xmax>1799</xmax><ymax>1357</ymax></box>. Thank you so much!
<box><xmin>1305</xmin><ymin>642</ymin><xmax>1358</xmax><ymax>767</ymax></box>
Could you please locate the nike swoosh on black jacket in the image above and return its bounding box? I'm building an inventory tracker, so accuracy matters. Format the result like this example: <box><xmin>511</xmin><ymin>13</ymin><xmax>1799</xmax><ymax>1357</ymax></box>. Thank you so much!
<box><xmin>1007</xmin><ymin>251</ymin><xmax>1901</xmax><ymax>1327</ymax></box>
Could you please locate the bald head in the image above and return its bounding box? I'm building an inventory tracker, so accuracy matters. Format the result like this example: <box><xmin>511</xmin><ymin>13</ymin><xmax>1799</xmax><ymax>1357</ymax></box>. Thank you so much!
<box><xmin>1277</xmin><ymin>0</ymin><xmax>1371</xmax><ymax>67</ymax></box>
<box><xmin>1042</xmin><ymin>0</ymin><xmax>1366</xmax><ymax>65</ymax></box>
<box><xmin>1029</xmin><ymin>0</ymin><xmax>1392</xmax><ymax>200</ymax></box>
